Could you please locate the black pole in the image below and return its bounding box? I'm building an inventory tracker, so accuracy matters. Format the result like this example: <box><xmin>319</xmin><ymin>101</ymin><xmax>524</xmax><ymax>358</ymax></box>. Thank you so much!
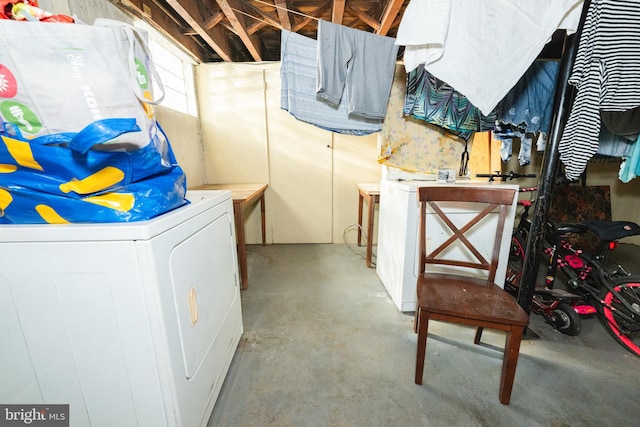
<box><xmin>517</xmin><ymin>0</ymin><xmax>591</xmax><ymax>323</ymax></box>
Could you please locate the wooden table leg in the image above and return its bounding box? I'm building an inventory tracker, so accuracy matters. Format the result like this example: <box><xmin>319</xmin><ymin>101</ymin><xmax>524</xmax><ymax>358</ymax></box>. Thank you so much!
<box><xmin>233</xmin><ymin>202</ymin><xmax>249</xmax><ymax>290</ymax></box>
<box><xmin>366</xmin><ymin>194</ymin><xmax>376</xmax><ymax>267</ymax></box>
<box><xmin>357</xmin><ymin>192</ymin><xmax>364</xmax><ymax>247</ymax></box>
<box><xmin>260</xmin><ymin>194</ymin><xmax>266</xmax><ymax>246</ymax></box>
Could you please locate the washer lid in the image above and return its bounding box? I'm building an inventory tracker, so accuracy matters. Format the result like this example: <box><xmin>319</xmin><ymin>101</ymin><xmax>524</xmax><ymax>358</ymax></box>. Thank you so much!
<box><xmin>0</xmin><ymin>190</ymin><xmax>231</xmax><ymax>243</ymax></box>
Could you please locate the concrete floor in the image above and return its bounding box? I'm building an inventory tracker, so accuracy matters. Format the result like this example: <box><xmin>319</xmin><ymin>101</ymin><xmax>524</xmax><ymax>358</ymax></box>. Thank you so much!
<box><xmin>208</xmin><ymin>244</ymin><xmax>639</xmax><ymax>427</ymax></box>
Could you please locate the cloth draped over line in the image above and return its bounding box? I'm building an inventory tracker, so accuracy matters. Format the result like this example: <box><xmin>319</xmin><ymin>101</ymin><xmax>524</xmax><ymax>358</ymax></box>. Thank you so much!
<box><xmin>316</xmin><ymin>20</ymin><xmax>398</xmax><ymax>121</ymax></box>
<box><xmin>279</xmin><ymin>30</ymin><xmax>383</xmax><ymax>135</ymax></box>
<box><xmin>395</xmin><ymin>0</ymin><xmax>584</xmax><ymax>116</ymax></box>
<box><xmin>403</xmin><ymin>64</ymin><xmax>496</xmax><ymax>141</ymax></box>
<box><xmin>378</xmin><ymin>64</ymin><xmax>469</xmax><ymax>175</ymax></box>
<box><xmin>496</xmin><ymin>61</ymin><xmax>561</xmax><ymax>136</ymax></box>
<box><xmin>558</xmin><ymin>0</ymin><xmax>640</xmax><ymax>181</ymax></box>
<box><xmin>494</xmin><ymin>60</ymin><xmax>561</xmax><ymax>166</ymax></box>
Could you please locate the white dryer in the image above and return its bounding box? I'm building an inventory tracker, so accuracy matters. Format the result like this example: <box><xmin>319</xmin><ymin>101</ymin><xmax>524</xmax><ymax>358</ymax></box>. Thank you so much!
<box><xmin>0</xmin><ymin>190</ymin><xmax>242</xmax><ymax>427</ymax></box>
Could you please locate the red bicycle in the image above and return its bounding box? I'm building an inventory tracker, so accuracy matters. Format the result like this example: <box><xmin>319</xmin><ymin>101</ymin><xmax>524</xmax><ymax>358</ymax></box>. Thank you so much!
<box><xmin>478</xmin><ymin>172</ymin><xmax>640</xmax><ymax>356</ymax></box>
<box><xmin>506</xmin><ymin>186</ymin><xmax>640</xmax><ymax>356</ymax></box>
<box><xmin>505</xmin><ymin>187</ymin><xmax>595</xmax><ymax>336</ymax></box>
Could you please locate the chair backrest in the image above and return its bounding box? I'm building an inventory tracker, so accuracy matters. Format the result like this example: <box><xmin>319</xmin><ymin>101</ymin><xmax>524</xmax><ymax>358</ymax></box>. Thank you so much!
<box><xmin>417</xmin><ymin>186</ymin><xmax>516</xmax><ymax>282</ymax></box>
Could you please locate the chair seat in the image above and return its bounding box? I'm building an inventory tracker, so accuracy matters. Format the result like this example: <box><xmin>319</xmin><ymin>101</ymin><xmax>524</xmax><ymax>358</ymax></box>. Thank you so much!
<box><xmin>417</xmin><ymin>273</ymin><xmax>529</xmax><ymax>327</ymax></box>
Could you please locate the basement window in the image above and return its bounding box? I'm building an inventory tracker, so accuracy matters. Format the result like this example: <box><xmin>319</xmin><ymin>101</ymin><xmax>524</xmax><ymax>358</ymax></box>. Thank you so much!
<box><xmin>133</xmin><ymin>19</ymin><xmax>198</xmax><ymax>117</ymax></box>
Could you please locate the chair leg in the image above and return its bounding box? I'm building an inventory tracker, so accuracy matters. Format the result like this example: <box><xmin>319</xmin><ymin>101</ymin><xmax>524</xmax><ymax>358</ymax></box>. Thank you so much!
<box><xmin>415</xmin><ymin>310</ymin><xmax>429</xmax><ymax>385</ymax></box>
<box><xmin>474</xmin><ymin>327</ymin><xmax>484</xmax><ymax>344</ymax></box>
<box><xmin>413</xmin><ymin>307</ymin><xmax>420</xmax><ymax>333</ymax></box>
<box><xmin>499</xmin><ymin>325</ymin><xmax>524</xmax><ymax>405</ymax></box>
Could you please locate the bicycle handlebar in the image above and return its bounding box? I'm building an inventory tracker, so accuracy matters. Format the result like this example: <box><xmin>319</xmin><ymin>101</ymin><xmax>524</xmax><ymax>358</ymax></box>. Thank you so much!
<box><xmin>475</xmin><ymin>171</ymin><xmax>537</xmax><ymax>182</ymax></box>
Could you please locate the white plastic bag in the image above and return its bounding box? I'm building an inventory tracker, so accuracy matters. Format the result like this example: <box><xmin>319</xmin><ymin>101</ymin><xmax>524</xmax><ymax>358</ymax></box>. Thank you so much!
<box><xmin>0</xmin><ymin>18</ymin><xmax>164</xmax><ymax>149</ymax></box>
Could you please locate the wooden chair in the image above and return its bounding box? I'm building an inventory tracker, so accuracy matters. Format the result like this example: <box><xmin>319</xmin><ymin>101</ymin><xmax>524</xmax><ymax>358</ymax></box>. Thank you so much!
<box><xmin>413</xmin><ymin>186</ymin><xmax>529</xmax><ymax>405</ymax></box>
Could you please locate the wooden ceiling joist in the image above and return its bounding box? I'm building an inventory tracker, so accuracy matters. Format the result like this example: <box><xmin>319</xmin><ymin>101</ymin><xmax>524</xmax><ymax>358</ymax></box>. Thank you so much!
<box><xmin>274</xmin><ymin>0</ymin><xmax>292</xmax><ymax>30</ymax></box>
<box><xmin>245</xmin><ymin>2</ymin><xmax>282</xmax><ymax>33</ymax></box>
<box><xmin>203</xmin><ymin>11</ymin><xmax>224</xmax><ymax>30</ymax></box>
<box><xmin>291</xmin><ymin>1</ymin><xmax>331</xmax><ymax>33</ymax></box>
<box><xmin>165</xmin><ymin>0</ymin><xmax>233</xmax><ymax>61</ymax></box>
<box><xmin>346</xmin><ymin>4</ymin><xmax>379</xmax><ymax>32</ymax></box>
<box><xmin>377</xmin><ymin>0</ymin><xmax>405</xmax><ymax>35</ymax></box>
<box><xmin>332</xmin><ymin>0</ymin><xmax>345</xmax><ymax>24</ymax></box>
<box><xmin>111</xmin><ymin>0</ymin><xmax>411</xmax><ymax>63</ymax></box>
<box><xmin>247</xmin><ymin>20</ymin><xmax>268</xmax><ymax>36</ymax></box>
<box><xmin>216</xmin><ymin>0</ymin><xmax>264</xmax><ymax>61</ymax></box>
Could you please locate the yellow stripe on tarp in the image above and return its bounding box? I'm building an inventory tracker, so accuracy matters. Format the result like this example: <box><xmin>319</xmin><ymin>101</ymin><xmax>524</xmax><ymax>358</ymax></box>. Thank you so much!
<box><xmin>0</xmin><ymin>164</ymin><xmax>17</xmax><ymax>173</ymax></box>
<box><xmin>0</xmin><ymin>188</ymin><xmax>13</xmax><ymax>211</ymax></box>
<box><xmin>35</xmin><ymin>204</ymin><xmax>69</xmax><ymax>224</ymax></box>
<box><xmin>59</xmin><ymin>166</ymin><xmax>125</xmax><ymax>195</ymax></box>
<box><xmin>83</xmin><ymin>192</ymin><xmax>135</xmax><ymax>211</ymax></box>
<box><xmin>2</xmin><ymin>136</ymin><xmax>44</xmax><ymax>171</ymax></box>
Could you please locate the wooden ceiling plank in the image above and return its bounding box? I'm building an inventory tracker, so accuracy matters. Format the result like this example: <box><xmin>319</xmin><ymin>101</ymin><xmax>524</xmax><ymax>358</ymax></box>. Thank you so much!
<box><xmin>216</xmin><ymin>0</ymin><xmax>264</xmax><ymax>61</ymax></box>
<box><xmin>274</xmin><ymin>0</ymin><xmax>292</xmax><ymax>30</ymax></box>
<box><xmin>332</xmin><ymin>0</ymin><xmax>345</xmax><ymax>24</ymax></box>
<box><xmin>377</xmin><ymin>0</ymin><xmax>404</xmax><ymax>35</ymax></box>
<box><xmin>221</xmin><ymin>22</ymin><xmax>237</xmax><ymax>34</ymax></box>
<box><xmin>245</xmin><ymin>2</ymin><xmax>283</xmax><ymax>29</ymax></box>
<box><xmin>346</xmin><ymin>4</ymin><xmax>380</xmax><ymax>32</ymax></box>
<box><xmin>291</xmin><ymin>1</ymin><xmax>330</xmax><ymax>32</ymax></box>
<box><xmin>203</xmin><ymin>10</ymin><xmax>224</xmax><ymax>30</ymax></box>
<box><xmin>165</xmin><ymin>0</ymin><xmax>233</xmax><ymax>61</ymax></box>
<box><xmin>247</xmin><ymin>20</ymin><xmax>269</xmax><ymax>36</ymax></box>
<box><xmin>113</xmin><ymin>0</ymin><xmax>410</xmax><ymax>63</ymax></box>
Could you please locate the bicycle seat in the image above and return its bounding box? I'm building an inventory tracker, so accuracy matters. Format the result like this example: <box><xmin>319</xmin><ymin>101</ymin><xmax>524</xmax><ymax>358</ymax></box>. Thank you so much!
<box><xmin>552</xmin><ymin>222</ymin><xmax>589</xmax><ymax>236</ymax></box>
<box><xmin>582</xmin><ymin>219</ymin><xmax>640</xmax><ymax>241</ymax></box>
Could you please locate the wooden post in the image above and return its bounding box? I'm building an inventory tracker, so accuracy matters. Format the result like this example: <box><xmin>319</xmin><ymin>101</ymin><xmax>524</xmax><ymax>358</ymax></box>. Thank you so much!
<box><xmin>517</xmin><ymin>0</ymin><xmax>592</xmax><ymax>327</ymax></box>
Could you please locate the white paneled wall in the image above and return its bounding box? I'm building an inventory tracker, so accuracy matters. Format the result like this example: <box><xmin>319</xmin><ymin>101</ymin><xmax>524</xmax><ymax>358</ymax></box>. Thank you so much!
<box><xmin>197</xmin><ymin>62</ymin><xmax>381</xmax><ymax>244</ymax></box>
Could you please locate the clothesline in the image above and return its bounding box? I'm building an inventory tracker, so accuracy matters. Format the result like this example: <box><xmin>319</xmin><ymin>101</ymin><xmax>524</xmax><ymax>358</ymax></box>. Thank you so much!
<box><xmin>251</xmin><ymin>0</ymin><xmax>320</xmax><ymax>21</ymax></box>
<box><xmin>230</xmin><ymin>7</ymin><xmax>275</xmax><ymax>27</ymax></box>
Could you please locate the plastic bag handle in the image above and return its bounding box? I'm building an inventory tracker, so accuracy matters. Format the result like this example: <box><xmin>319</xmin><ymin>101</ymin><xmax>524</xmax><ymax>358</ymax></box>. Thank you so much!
<box><xmin>94</xmin><ymin>18</ymin><xmax>166</xmax><ymax>105</ymax></box>
<box><xmin>30</xmin><ymin>118</ymin><xmax>141</xmax><ymax>154</ymax></box>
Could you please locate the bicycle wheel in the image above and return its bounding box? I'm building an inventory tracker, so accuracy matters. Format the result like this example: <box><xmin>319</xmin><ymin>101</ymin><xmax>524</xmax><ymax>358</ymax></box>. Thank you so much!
<box><xmin>505</xmin><ymin>234</ymin><xmax>526</xmax><ymax>296</ymax></box>
<box><xmin>600</xmin><ymin>276</ymin><xmax>640</xmax><ymax>357</ymax></box>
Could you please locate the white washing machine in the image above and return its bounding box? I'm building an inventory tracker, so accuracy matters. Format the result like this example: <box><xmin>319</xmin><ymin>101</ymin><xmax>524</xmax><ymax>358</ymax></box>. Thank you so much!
<box><xmin>376</xmin><ymin>179</ymin><xmax>518</xmax><ymax>312</ymax></box>
<box><xmin>0</xmin><ymin>190</ymin><xmax>243</xmax><ymax>427</ymax></box>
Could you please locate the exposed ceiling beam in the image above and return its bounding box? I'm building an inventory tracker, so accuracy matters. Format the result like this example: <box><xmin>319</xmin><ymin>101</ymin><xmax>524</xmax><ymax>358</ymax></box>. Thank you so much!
<box><xmin>110</xmin><ymin>0</ymin><xmax>210</xmax><ymax>62</ymax></box>
<box><xmin>274</xmin><ymin>0</ymin><xmax>292</xmax><ymax>31</ymax></box>
<box><xmin>220</xmin><ymin>21</ymin><xmax>236</xmax><ymax>34</ymax></box>
<box><xmin>203</xmin><ymin>11</ymin><xmax>224</xmax><ymax>30</ymax></box>
<box><xmin>346</xmin><ymin>4</ymin><xmax>379</xmax><ymax>32</ymax></box>
<box><xmin>216</xmin><ymin>0</ymin><xmax>264</xmax><ymax>61</ymax></box>
<box><xmin>377</xmin><ymin>0</ymin><xmax>404</xmax><ymax>35</ymax></box>
<box><xmin>247</xmin><ymin>20</ymin><xmax>268</xmax><ymax>36</ymax></box>
<box><xmin>291</xmin><ymin>1</ymin><xmax>330</xmax><ymax>32</ymax></box>
<box><xmin>112</xmin><ymin>0</ymin><xmax>410</xmax><ymax>63</ymax></box>
<box><xmin>332</xmin><ymin>0</ymin><xmax>345</xmax><ymax>23</ymax></box>
<box><xmin>164</xmin><ymin>0</ymin><xmax>233</xmax><ymax>61</ymax></box>
<box><xmin>245</xmin><ymin>2</ymin><xmax>282</xmax><ymax>30</ymax></box>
